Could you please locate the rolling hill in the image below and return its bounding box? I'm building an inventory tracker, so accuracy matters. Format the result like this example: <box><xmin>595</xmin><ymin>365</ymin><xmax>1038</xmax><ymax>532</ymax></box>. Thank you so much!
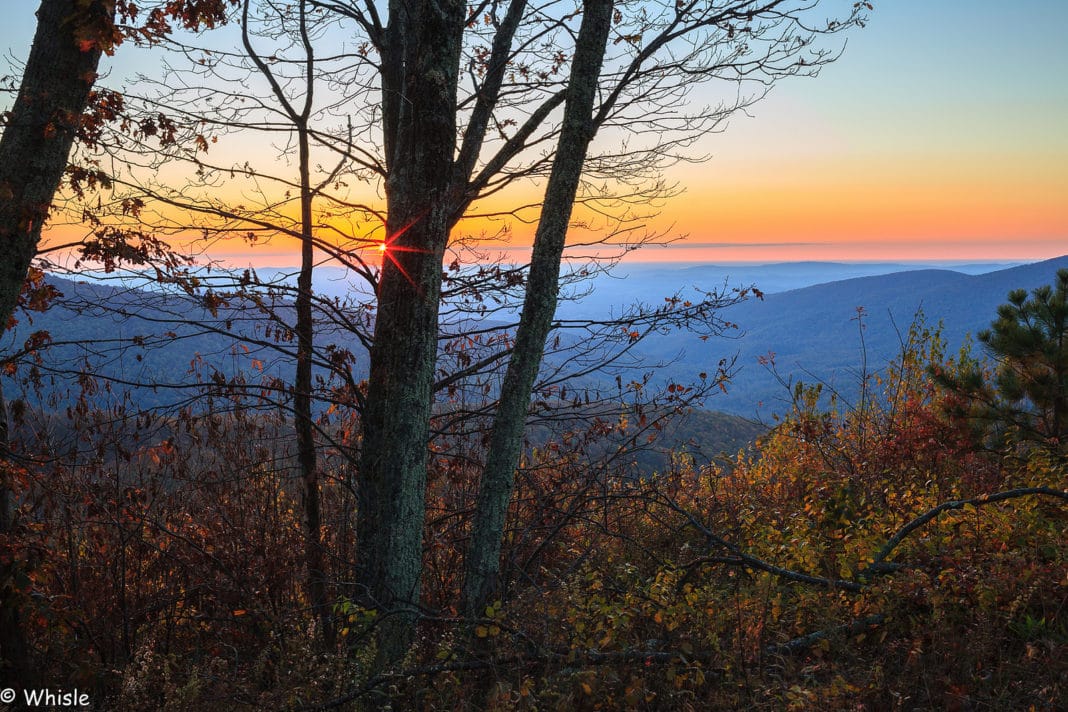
<box><xmin>4</xmin><ymin>255</ymin><xmax>1066</xmax><ymax>454</ymax></box>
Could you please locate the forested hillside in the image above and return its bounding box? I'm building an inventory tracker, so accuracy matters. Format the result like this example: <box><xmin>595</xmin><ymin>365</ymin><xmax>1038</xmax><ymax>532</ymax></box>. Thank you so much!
<box><xmin>12</xmin><ymin>256</ymin><xmax>1067</xmax><ymax>435</ymax></box>
<box><xmin>632</xmin><ymin>255</ymin><xmax>1068</xmax><ymax>416</ymax></box>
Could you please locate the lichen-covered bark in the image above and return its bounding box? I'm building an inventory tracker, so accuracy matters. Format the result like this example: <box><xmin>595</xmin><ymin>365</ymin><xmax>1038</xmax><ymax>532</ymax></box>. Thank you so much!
<box><xmin>462</xmin><ymin>0</ymin><xmax>616</xmax><ymax>618</ymax></box>
<box><xmin>355</xmin><ymin>0</ymin><xmax>466</xmax><ymax>663</ymax></box>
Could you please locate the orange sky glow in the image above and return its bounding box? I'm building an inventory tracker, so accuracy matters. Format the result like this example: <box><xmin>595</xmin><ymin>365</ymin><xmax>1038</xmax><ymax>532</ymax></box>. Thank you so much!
<box><xmin>13</xmin><ymin>2</ymin><xmax>1068</xmax><ymax>268</ymax></box>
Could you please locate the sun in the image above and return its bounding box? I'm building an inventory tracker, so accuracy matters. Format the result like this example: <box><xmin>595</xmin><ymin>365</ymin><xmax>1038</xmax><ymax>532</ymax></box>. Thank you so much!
<box><xmin>377</xmin><ymin>242</ymin><xmax>388</xmax><ymax>253</ymax></box>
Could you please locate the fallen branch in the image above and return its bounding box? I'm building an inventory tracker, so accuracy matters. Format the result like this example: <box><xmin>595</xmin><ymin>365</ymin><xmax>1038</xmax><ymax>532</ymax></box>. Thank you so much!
<box><xmin>666</xmin><ymin>486</ymin><xmax>1067</xmax><ymax>592</ymax></box>
<box><xmin>862</xmin><ymin>486</ymin><xmax>1068</xmax><ymax>575</ymax></box>
<box><xmin>764</xmin><ymin>614</ymin><xmax>885</xmax><ymax>656</ymax></box>
<box><xmin>657</xmin><ymin>490</ymin><xmax>862</xmax><ymax>591</ymax></box>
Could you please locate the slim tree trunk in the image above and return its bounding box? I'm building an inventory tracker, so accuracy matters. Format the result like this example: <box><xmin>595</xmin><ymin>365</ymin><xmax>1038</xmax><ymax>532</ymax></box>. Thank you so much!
<box><xmin>462</xmin><ymin>0</ymin><xmax>615</xmax><ymax>618</ymax></box>
<box><xmin>296</xmin><ymin>123</ymin><xmax>334</xmax><ymax>649</ymax></box>
<box><xmin>0</xmin><ymin>0</ymin><xmax>111</xmax><ymax>686</ymax></box>
<box><xmin>291</xmin><ymin>0</ymin><xmax>334</xmax><ymax>653</ymax></box>
<box><xmin>241</xmin><ymin>0</ymin><xmax>335</xmax><ymax>650</ymax></box>
<box><xmin>355</xmin><ymin>0</ymin><xmax>465</xmax><ymax>664</ymax></box>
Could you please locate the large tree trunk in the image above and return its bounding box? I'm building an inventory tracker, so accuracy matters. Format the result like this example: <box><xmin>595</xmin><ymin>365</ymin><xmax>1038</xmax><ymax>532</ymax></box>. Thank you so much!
<box><xmin>0</xmin><ymin>381</ymin><xmax>32</xmax><ymax>688</ymax></box>
<box><xmin>462</xmin><ymin>0</ymin><xmax>615</xmax><ymax>618</ymax></box>
<box><xmin>355</xmin><ymin>0</ymin><xmax>465</xmax><ymax>664</ymax></box>
<box><xmin>0</xmin><ymin>0</ymin><xmax>110</xmax><ymax>686</ymax></box>
<box><xmin>0</xmin><ymin>0</ymin><xmax>108</xmax><ymax>328</ymax></box>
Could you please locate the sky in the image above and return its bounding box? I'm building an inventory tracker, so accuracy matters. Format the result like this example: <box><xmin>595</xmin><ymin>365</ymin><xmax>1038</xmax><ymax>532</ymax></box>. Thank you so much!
<box><xmin>653</xmin><ymin>0</ymin><xmax>1068</xmax><ymax>262</ymax></box>
<box><xmin>2</xmin><ymin>0</ymin><xmax>1066</xmax><ymax>265</ymax></box>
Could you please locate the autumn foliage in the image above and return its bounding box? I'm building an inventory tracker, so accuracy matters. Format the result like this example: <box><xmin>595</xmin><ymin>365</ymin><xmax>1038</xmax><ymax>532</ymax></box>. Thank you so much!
<box><xmin>1</xmin><ymin>312</ymin><xmax>1064</xmax><ymax>710</ymax></box>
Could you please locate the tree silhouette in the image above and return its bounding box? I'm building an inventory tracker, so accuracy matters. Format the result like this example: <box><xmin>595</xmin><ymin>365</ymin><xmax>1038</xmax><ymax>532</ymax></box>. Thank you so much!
<box><xmin>344</xmin><ymin>0</ymin><xmax>869</xmax><ymax>659</ymax></box>
<box><xmin>936</xmin><ymin>269</ymin><xmax>1068</xmax><ymax>459</ymax></box>
<box><xmin>14</xmin><ymin>0</ymin><xmax>871</xmax><ymax>664</ymax></box>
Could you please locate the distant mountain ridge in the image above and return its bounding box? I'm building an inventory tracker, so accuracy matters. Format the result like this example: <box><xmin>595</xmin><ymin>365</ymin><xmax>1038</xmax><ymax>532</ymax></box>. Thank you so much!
<box><xmin>625</xmin><ymin>255</ymin><xmax>1068</xmax><ymax>416</ymax></box>
<box><xmin>5</xmin><ymin>255</ymin><xmax>1066</xmax><ymax>428</ymax></box>
<box><xmin>201</xmin><ymin>260</ymin><xmax>1021</xmax><ymax>316</ymax></box>
<box><xmin>552</xmin><ymin>259</ymin><xmax>1021</xmax><ymax>319</ymax></box>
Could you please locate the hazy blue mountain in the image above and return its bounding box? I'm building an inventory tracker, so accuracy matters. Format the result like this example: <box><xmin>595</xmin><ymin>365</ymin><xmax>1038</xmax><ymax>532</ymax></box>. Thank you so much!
<box><xmin>619</xmin><ymin>255</ymin><xmax>1068</xmax><ymax>417</ymax></box>
<box><xmin>7</xmin><ymin>255</ymin><xmax>1065</xmax><ymax>428</ymax></box>
<box><xmin>4</xmin><ymin>271</ymin><xmax>765</xmax><ymax>474</ymax></box>
<box><xmin>1</xmin><ymin>276</ymin><xmax>367</xmax><ymax>411</ymax></box>
<box><xmin>552</xmin><ymin>260</ymin><xmax>1019</xmax><ymax>319</ymax></box>
<box><xmin>227</xmin><ymin>260</ymin><xmax>1019</xmax><ymax>319</ymax></box>
<box><xmin>79</xmin><ymin>259</ymin><xmax>1020</xmax><ymax>321</ymax></box>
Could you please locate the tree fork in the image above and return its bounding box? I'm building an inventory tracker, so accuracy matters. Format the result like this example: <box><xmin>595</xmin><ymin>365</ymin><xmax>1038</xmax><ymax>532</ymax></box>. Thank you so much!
<box><xmin>355</xmin><ymin>0</ymin><xmax>467</xmax><ymax>664</ymax></box>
